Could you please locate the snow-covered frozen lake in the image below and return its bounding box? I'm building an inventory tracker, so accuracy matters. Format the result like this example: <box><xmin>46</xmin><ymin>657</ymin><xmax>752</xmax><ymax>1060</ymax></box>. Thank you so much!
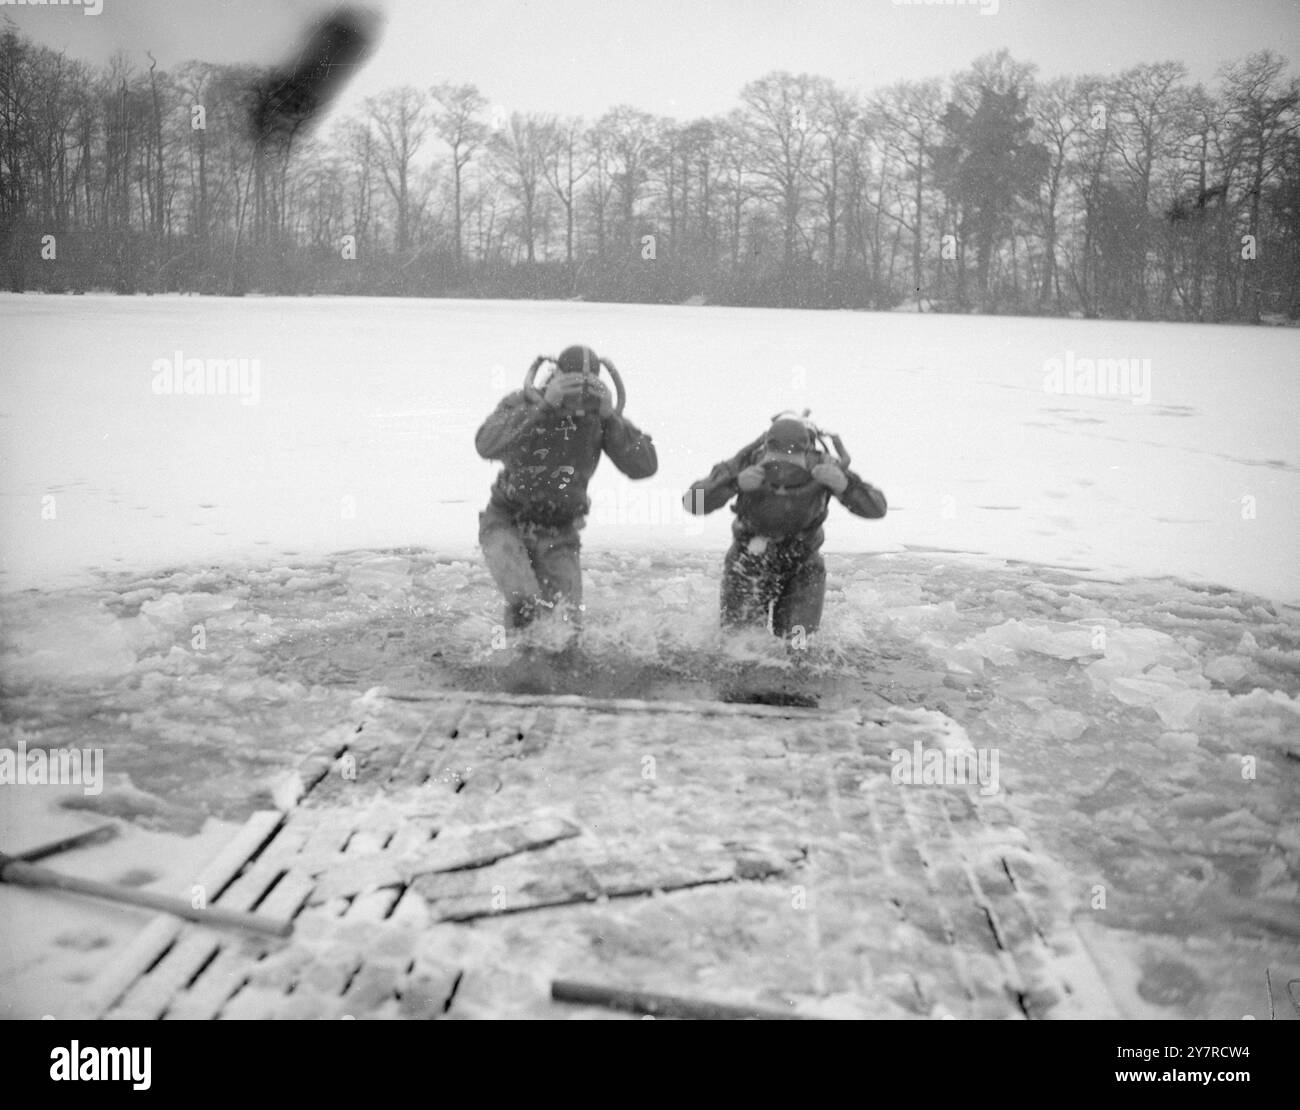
<box><xmin>2</xmin><ymin>294</ymin><xmax>1297</xmax><ymax>602</ymax></box>
<box><xmin>4</xmin><ymin>295</ymin><xmax>1299</xmax><ymax>1020</ymax></box>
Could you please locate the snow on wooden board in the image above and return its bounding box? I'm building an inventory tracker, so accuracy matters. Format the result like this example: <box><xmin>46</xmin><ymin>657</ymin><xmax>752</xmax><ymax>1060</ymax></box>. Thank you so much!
<box><xmin>74</xmin><ymin>689</ymin><xmax>1118</xmax><ymax>1020</ymax></box>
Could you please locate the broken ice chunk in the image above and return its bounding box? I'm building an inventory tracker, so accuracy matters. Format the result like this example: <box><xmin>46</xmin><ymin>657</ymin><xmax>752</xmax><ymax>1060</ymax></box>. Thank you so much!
<box><xmin>1157</xmin><ymin>731</ymin><xmax>1200</xmax><ymax>753</ymax></box>
<box><xmin>1204</xmin><ymin>655</ymin><xmax>1249</xmax><ymax>685</ymax></box>
<box><xmin>1035</xmin><ymin>708</ymin><xmax>1090</xmax><ymax>741</ymax></box>
<box><xmin>956</xmin><ymin>619</ymin><xmax>1104</xmax><ymax>665</ymax></box>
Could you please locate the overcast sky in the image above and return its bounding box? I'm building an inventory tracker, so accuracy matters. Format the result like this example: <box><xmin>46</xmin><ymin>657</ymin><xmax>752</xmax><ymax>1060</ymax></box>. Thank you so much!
<box><xmin>8</xmin><ymin>0</ymin><xmax>1300</xmax><ymax>124</ymax></box>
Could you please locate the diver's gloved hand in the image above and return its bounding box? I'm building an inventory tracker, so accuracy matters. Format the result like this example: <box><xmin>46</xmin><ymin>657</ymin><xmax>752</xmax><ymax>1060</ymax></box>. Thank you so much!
<box><xmin>543</xmin><ymin>373</ymin><xmax>585</xmax><ymax>409</ymax></box>
<box><xmin>737</xmin><ymin>465</ymin><xmax>767</xmax><ymax>492</ymax></box>
<box><xmin>811</xmin><ymin>462</ymin><xmax>848</xmax><ymax>494</ymax></box>
<box><xmin>585</xmin><ymin>378</ymin><xmax>616</xmax><ymax>420</ymax></box>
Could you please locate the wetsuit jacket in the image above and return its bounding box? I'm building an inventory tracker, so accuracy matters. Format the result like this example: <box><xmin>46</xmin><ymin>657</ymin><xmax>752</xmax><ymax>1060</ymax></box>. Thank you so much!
<box><xmin>685</xmin><ymin>439</ymin><xmax>886</xmax><ymax>552</ymax></box>
<box><xmin>476</xmin><ymin>390</ymin><xmax>658</xmax><ymax>526</ymax></box>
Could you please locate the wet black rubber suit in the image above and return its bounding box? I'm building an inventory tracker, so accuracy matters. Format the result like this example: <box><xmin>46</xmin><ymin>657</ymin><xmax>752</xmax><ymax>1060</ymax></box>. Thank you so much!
<box><xmin>683</xmin><ymin>434</ymin><xmax>886</xmax><ymax>636</ymax></box>
<box><xmin>475</xmin><ymin>387</ymin><xmax>657</xmax><ymax>629</ymax></box>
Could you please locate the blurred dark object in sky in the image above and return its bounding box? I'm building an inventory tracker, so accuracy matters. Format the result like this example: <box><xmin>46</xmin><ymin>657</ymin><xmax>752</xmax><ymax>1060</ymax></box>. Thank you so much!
<box><xmin>249</xmin><ymin>7</ymin><xmax>382</xmax><ymax>148</ymax></box>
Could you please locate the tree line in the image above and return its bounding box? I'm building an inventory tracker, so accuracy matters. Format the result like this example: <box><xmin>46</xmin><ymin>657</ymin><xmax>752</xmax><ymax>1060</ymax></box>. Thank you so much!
<box><xmin>1</xmin><ymin>21</ymin><xmax>1297</xmax><ymax>321</ymax></box>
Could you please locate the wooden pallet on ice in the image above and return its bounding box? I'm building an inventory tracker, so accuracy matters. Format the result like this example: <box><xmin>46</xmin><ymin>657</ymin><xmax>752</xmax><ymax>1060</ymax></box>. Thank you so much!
<box><xmin>77</xmin><ymin>689</ymin><xmax>1119</xmax><ymax>1019</ymax></box>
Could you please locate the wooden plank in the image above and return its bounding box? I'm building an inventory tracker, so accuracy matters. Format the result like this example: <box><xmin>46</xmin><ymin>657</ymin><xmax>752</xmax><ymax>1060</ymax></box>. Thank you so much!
<box><xmin>247</xmin><ymin>944</ymin><xmax>316</xmax><ymax>992</ymax></box>
<box><xmin>293</xmin><ymin>813</ymin><xmax>358</xmax><ymax>864</ymax></box>
<box><xmin>317</xmin><ymin>895</ymin><xmax>351</xmax><ymax>919</ymax></box>
<box><xmin>345</xmin><ymin>827</ymin><xmax>391</xmax><ymax>855</ymax></box>
<box><xmin>425</xmin><ymin>842</ymin><xmax>800</xmax><ymax>923</ymax></box>
<box><xmin>297</xmin><ymin>945</ymin><xmax>364</xmax><ymax>997</ymax></box>
<box><xmin>551</xmin><ymin>979</ymin><xmax>815</xmax><ymax>1021</ymax></box>
<box><xmin>431</xmin><ymin>874</ymin><xmax>599</xmax><ymax>923</ymax></box>
<box><xmin>343</xmin><ymin>887</ymin><xmax>401</xmax><ymax>923</ymax></box>
<box><xmin>255</xmin><ymin>812</ymin><xmax>322</xmax><ymax>865</ymax></box>
<box><xmin>409</xmin><ymin>867</ymin><xmax>482</xmax><ymax>904</ymax></box>
<box><xmin>11</xmin><ymin>824</ymin><xmax>118</xmax><ymax>862</ymax></box>
<box><xmin>346</xmin><ymin>729</ymin><xmax>429</xmax><ymax>794</ymax></box>
<box><xmin>399</xmin><ymin>962</ymin><xmax>461</xmax><ymax>1019</ymax></box>
<box><xmin>256</xmin><ymin>868</ymin><xmax>316</xmax><ymax>920</ymax></box>
<box><xmin>216</xmin><ymin>985</ymin><xmax>285</xmax><ymax>1021</ymax></box>
<box><xmin>385</xmin><ymin>821</ymin><xmax>437</xmax><ymax>856</ymax></box>
<box><xmin>382</xmin><ymin>885</ymin><xmax>431</xmax><ymax>929</ymax></box>
<box><xmin>298</xmin><ymin>721</ymin><xmax>363</xmax><ymax>775</ymax></box>
<box><xmin>163</xmin><ymin>947</ymin><xmax>253</xmax><ymax>1020</ymax></box>
<box><xmin>402</xmin><ymin>816</ymin><xmax>581</xmax><ymax>878</ymax></box>
<box><xmin>111</xmin><ymin>933</ymin><xmax>228</xmax><ymax>1020</ymax></box>
<box><xmin>301</xmin><ymin>816</ymin><xmax>581</xmax><ymax>903</ymax></box>
<box><xmin>384</xmin><ymin>688</ymin><xmax>862</xmax><ymax>722</ymax></box>
<box><xmin>340</xmin><ymin>963</ymin><xmax>401</xmax><ymax>1014</ymax></box>
<box><xmin>381</xmin><ymin>704</ymin><xmax>464</xmax><ymax>787</ymax></box>
<box><xmin>108</xmin><ymin>857</ymin><xmax>289</xmax><ymax>1019</ymax></box>
<box><xmin>301</xmin><ymin>760</ymin><xmax>361</xmax><ymax>806</ymax></box>
<box><xmin>193</xmin><ymin>866</ymin><xmax>315</xmax><ymax>1030</ymax></box>
<box><xmin>74</xmin><ymin>810</ymin><xmax>283</xmax><ymax>1019</ymax></box>
<box><xmin>83</xmin><ymin>918</ymin><xmax>184</xmax><ymax>1020</ymax></box>
<box><xmin>1</xmin><ymin>856</ymin><xmax>292</xmax><ymax>941</ymax></box>
<box><xmin>210</xmin><ymin>857</ymin><xmax>290</xmax><ymax>915</ymax></box>
<box><xmin>308</xmin><ymin>856</ymin><xmax>404</xmax><ymax>904</ymax></box>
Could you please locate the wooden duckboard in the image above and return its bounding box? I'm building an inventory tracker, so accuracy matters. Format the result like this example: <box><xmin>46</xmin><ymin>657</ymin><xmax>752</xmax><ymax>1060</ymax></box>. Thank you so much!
<box><xmin>79</xmin><ymin>690</ymin><xmax>1119</xmax><ymax>1020</ymax></box>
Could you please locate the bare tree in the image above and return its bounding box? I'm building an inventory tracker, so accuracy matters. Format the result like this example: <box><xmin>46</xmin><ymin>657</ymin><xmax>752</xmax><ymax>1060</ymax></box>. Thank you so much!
<box><xmin>583</xmin><ymin>121</ymin><xmax>616</xmax><ymax>260</ymax></box>
<box><xmin>364</xmin><ymin>86</ymin><xmax>432</xmax><ymax>254</ymax></box>
<box><xmin>806</xmin><ymin>77</ymin><xmax>859</xmax><ymax>278</ymax></box>
<box><xmin>714</xmin><ymin>111</ymin><xmax>752</xmax><ymax>273</ymax></box>
<box><xmin>539</xmin><ymin>115</ymin><xmax>591</xmax><ymax>265</ymax></box>
<box><xmin>592</xmin><ymin>105</ymin><xmax>659</xmax><ymax>257</ymax></box>
<box><xmin>431</xmin><ymin>82</ymin><xmax>486</xmax><ymax>268</ymax></box>
<box><xmin>336</xmin><ymin>115</ymin><xmax>376</xmax><ymax>252</ymax></box>
<box><xmin>739</xmin><ymin>71</ymin><xmax>821</xmax><ymax>269</ymax></box>
<box><xmin>489</xmin><ymin>111</ymin><xmax>548</xmax><ymax>262</ymax></box>
<box><xmin>1030</xmin><ymin>76</ymin><xmax>1090</xmax><ymax>309</ymax></box>
<box><xmin>871</xmin><ymin>78</ymin><xmax>944</xmax><ymax>307</ymax></box>
<box><xmin>679</xmin><ymin>118</ymin><xmax>720</xmax><ymax>274</ymax></box>
<box><xmin>1218</xmin><ymin>51</ymin><xmax>1300</xmax><ymax>321</ymax></box>
<box><xmin>3</xmin><ymin>16</ymin><xmax>1295</xmax><ymax>317</ymax></box>
<box><xmin>1108</xmin><ymin>61</ymin><xmax>1192</xmax><ymax>314</ymax></box>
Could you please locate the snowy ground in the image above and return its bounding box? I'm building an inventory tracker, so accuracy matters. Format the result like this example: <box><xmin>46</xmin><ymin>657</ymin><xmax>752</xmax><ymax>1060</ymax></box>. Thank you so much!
<box><xmin>2</xmin><ymin>294</ymin><xmax>1298</xmax><ymax>600</ymax></box>
<box><xmin>1</xmin><ymin>295</ymin><xmax>1298</xmax><ymax>1018</ymax></box>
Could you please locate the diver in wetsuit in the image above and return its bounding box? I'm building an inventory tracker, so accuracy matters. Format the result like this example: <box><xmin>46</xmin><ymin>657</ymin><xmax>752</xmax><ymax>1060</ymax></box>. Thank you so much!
<box><xmin>475</xmin><ymin>345</ymin><xmax>658</xmax><ymax>634</ymax></box>
<box><xmin>684</xmin><ymin>413</ymin><xmax>886</xmax><ymax>638</ymax></box>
